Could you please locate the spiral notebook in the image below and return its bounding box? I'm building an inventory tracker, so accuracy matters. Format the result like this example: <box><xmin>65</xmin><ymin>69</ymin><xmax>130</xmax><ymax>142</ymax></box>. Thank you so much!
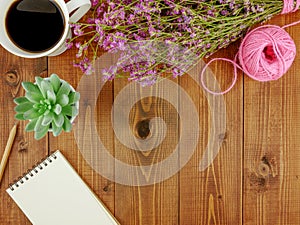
<box><xmin>6</xmin><ymin>150</ymin><xmax>120</xmax><ymax>225</ymax></box>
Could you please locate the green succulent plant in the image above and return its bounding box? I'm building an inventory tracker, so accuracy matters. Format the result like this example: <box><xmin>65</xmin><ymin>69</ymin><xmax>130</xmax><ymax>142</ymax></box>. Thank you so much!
<box><xmin>14</xmin><ymin>74</ymin><xmax>80</xmax><ymax>140</ymax></box>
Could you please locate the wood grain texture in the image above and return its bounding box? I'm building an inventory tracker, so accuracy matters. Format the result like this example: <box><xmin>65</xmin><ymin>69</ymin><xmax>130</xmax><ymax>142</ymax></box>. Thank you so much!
<box><xmin>243</xmin><ymin>12</ymin><xmax>300</xmax><ymax>225</ymax></box>
<box><xmin>179</xmin><ymin>42</ymin><xmax>243</xmax><ymax>225</ymax></box>
<box><xmin>1</xmin><ymin>10</ymin><xmax>300</xmax><ymax>225</ymax></box>
<box><xmin>113</xmin><ymin>77</ymin><xmax>179</xmax><ymax>225</ymax></box>
<box><xmin>0</xmin><ymin>47</ymin><xmax>47</xmax><ymax>225</ymax></box>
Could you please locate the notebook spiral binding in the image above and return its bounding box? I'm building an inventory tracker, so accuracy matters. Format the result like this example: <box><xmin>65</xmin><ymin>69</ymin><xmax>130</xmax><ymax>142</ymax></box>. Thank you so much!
<box><xmin>8</xmin><ymin>152</ymin><xmax>58</xmax><ymax>191</ymax></box>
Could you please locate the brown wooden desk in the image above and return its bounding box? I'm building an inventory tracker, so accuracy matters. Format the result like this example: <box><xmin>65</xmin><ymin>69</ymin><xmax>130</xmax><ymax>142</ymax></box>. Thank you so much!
<box><xmin>0</xmin><ymin>13</ymin><xmax>300</xmax><ymax>225</ymax></box>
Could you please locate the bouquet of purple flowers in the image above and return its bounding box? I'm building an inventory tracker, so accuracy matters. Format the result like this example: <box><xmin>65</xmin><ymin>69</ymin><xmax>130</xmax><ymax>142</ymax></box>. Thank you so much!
<box><xmin>68</xmin><ymin>0</ymin><xmax>287</xmax><ymax>86</ymax></box>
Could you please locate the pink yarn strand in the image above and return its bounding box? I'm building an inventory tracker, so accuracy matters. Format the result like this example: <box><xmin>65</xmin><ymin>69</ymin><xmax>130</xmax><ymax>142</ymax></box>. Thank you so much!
<box><xmin>282</xmin><ymin>0</ymin><xmax>295</xmax><ymax>14</ymax></box>
<box><xmin>281</xmin><ymin>0</ymin><xmax>300</xmax><ymax>14</ymax></box>
<box><xmin>200</xmin><ymin>58</ymin><xmax>239</xmax><ymax>95</ymax></box>
<box><xmin>282</xmin><ymin>0</ymin><xmax>300</xmax><ymax>28</ymax></box>
<box><xmin>293</xmin><ymin>0</ymin><xmax>300</xmax><ymax>11</ymax></box>
<box><xmin>282</xmin><ymin>19</ymin><xmax>300</xmax><ymax>29</ymax></box>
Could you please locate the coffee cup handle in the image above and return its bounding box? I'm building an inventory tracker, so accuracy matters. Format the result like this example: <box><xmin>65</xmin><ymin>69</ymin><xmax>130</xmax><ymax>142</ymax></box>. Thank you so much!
<box><xmin>66</xmin><ymin>0</ymin><xmax>91</xmax><ymax>23</ymax></box>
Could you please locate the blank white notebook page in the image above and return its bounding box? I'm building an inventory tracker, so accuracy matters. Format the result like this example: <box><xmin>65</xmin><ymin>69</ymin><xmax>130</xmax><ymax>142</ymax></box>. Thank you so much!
<box><xmin>6</xmin><ymin>150</ymin><xmax>119</xmax><ymax>225</ymax></box>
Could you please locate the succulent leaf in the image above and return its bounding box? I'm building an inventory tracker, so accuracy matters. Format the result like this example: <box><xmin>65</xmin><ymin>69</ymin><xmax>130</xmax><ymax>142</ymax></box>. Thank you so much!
<box><xmin>34</xmin><ymin>116</ymin><xmax>44</xmax><ymax>132</ymax></box>
<box><xmin>50</xmin><ymin>74</ymin><xmax>61</xmax><ymax>93</ymax></box>
<box><xmin>44</xmin><ymin>109</ymin><xmax>50</xmax><ymax>116</ymax></box>
<box><xmin>25</xmin><ymin>92</ymin><xmax>44</xmax><ymax>103</ymax></box>
<box><xmin>68</xmin><ymin>92</ymin><xmax>80</xmax><ymax>105</ymax></box>
<box><xmin>52</xmin><ymin>122</ymin><xmax>63</xmax><ymax>137</ymax></box>
<box><xmin>22</xmin><ymin>82</ymin><xmax>41</xmax><ymax>94</ymax></box>
<box><xmin>62</xmin><ymin>116</ymin><xmax>72</xmax><ymax>132</ymax></box>
<box><xmin>34</xmin><ymin>124</ymin><xmax>49</xmax><ymax>140</ymax></box>
<box><xmin>41</xmin><ymin>80</ymin><xmax>54</xmax><ymax>98</ymax></box>
<box><xmin>44</xmin><ymin>99</ymin><xmax>51</xmax><ymax>105</ymax></box>
<box><xmin>24</xmin><ymin>108</ymin><xmax>42</xmax><ymax>120</ymax></box>
<box><xmin>53</xmin><ymin>104</ymin><xmax>62</xmax><ymax>115</ymax></box>
<box><xmin>38</xmin><ymin>107</ymin><xmax>47</xmax><ymax>114</ymax></box>
<box><xmin>25</xmin><ymin>118</ymin><xmax>38</xmax><ymax>132</ymax></box>
<box><xmin>57</xmin><ymin>94</ymin><xmax>69</xmax><ymax>106</ymax></box>
<box><xmin>14</xmin><ymin>102</ymin><xmax>34</xmax><ymax>113</ymax></box>
<box><xmin>47</xmin><ymin>90</ymin><xmax>56</xmax><ymax>104</ymax></box>
<box><xmin>33</xmin><ymin>103</ymin><xmax>41</xmax><ymax>109</ymax></box>
<box><xmin>14</xmin><ymin>97</ymin><xmax>29</xmax><ymax>105</ymax></box>
<box><xmin>35</xmin><ymin>76</ymin><xmax>45</xmax><ymax>98</ymax></box>
<box><xmin>61</xmin><ymin>105</ymin><xmax>72</xmax><ymax>117</ymax></box>
<box><xmin>62</xmin><ymin>105</ymin><xmax>78</xmax><ymax>117</ymax></box>
<box><xmin>15</xmin><ymin>113</ymin><xmax>25</xmax><ymax>120</ymax></box>
<box><xmin>42</xmin><ymin>112</ymin><xmax>54</xmax><ymax>126</ymax></box>
<box><xmin>54</xmin><ymin>113</ymin><xmax>64</xmax><ymax>127</ymax></box>
<box><xmin>57</xmin><ymin>81</ymin><xmax>71</xmax><ymax>99</ymax></box>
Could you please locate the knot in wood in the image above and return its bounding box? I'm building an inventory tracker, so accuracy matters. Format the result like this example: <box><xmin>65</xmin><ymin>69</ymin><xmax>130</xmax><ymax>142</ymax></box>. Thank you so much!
<box><xmin>18</xmin><ymin>140</ymin><xmax>28</xmax><ymax>152</ymax></box>
<box><xmin>218</xmin><ymin>132</ymin><xmax>227</xmax><ymax>141</ymax></box>
<box><xmin>135</xmin><ymin>119</ymin><xmax>150</xmax><ymax>139</ymax></box>
<box><xmin>258</xmin><ymin>162</ymin><xmax>270</xmax><ymax>177</ymax></box>
<box><xmin>5</xmin><ymin>70</ymin><xmax>19</xmax><ymax>86</ymax></box>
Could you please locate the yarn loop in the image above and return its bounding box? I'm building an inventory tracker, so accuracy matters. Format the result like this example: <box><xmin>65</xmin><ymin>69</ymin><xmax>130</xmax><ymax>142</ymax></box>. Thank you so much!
<box><xmin>201</xmin><ymin>0</ymin><xmax>300</xmax><ymax>95</ymax></box>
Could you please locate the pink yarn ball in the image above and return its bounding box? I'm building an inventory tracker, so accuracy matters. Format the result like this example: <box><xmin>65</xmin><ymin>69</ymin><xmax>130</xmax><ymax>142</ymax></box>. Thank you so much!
<box><xmin>238</xmin><ymin>25</ymin><xmax>296</xmax><ymax>82</ymax></box>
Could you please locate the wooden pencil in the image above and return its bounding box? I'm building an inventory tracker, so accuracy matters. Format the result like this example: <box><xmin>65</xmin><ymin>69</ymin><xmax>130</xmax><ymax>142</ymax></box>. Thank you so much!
<box><xmin>0</xmin><ymin>123</ymin><xmax>18</xmax><ymax>183</ymax></box>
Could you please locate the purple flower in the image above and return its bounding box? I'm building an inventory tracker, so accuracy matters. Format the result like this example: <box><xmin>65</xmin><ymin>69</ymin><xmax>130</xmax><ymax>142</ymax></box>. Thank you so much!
<box><xmin>172</xmin><ymin>67</ymin><xmax>184</xmax><ymax>78</ymax></box>
<box><xmin>73</xmin><ymin>24</ymin><xmax>83</xmax><ymax>36</ymax></box>
<box><xmin>229</xmin><ymin>2</ymin><xmax>235</xmax><ymax>10</ymax></box>
<box><xmin>206</xmin><ymin>43</ymin><xmax>211</xmax><ymax>49</ymax></box>
<box><xmin>138</xmin><ymin>76</ymin><xmax>157</xmax><ymax>87</ymax></box>
<box><xmin>183</xmin><ymin>15</ymin><xmax>192</xmax><ymax>23</ymax></box>
<box><xmin>108</xmin><ymin>1</ymin><xmax>116</xmax><ymax>9</ymax></box>
<box><xmin>95</xmin><ymin>19</ymin><xmax>104</xmax><ymax>37</ymax></box>
<box><xmin>133</xmin><ymin>33</ymin><xmax>143</xmax><ymax>41</ymax></box>
<box><xmin>91</xmin><ymin>0</ymin><xmax>99</xmax><ymax>7</ymax></box>
<box><xmin>207</xmin><ymin>10</ymin><xmax>214</xmax><ymax>17</ymax></box>
<box><xmin>220</xmin><ymin>10</ymin><xmax>229</xmax><ymax>16</ymax></box>
<box><xmin>65</xmin><ymin>40</ymin><xmax>73</xmax><ymax>49</ymax></box>
<box><xmin>149</xmin><ymin>25</ymin><xmax>156</xmax><ymax>36</ymax></box>
<box><xmin>75</xmin><ymin>43</ymin><xmax>88</xmax><ymax>58</ymax></box>
<box><xmin>75</xmin><ymin>42</ymin><xmax>81</xmax><ymax>49</ymax></box>
<box><xmin>102</xmin><ymin>65</ymin><xmax>118</xmax><ymax>81</ymax></box>
<box><xmin>96</xmin><ymin>4</ymin><xmax>105</xmax><ymax>16</ymax></box>
<box><xmin>74</xmin><ymin>57</ymin><xmax>94</xmax><ymax>75</ymax></box>
<box><xmin>129</xmin><ymin>71</ymin><xmax>157</xmax><ymax>87</ymax></box>
<box><xmin>118</xmin><ymin>9</ymin><xmax>125</xmax><ymax>20</ymax></box>
<box><xmin>128</xmin><ymin>14</ymin><xmax>135</xmax><ymax>25</ymax></box>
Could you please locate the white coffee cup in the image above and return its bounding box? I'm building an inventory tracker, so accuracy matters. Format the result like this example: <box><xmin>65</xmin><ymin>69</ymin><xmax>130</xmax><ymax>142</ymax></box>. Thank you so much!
<box><xmin>0</xmin><ymin>0</ymin><xmax>91</xmax><ymax>58</ymax></box>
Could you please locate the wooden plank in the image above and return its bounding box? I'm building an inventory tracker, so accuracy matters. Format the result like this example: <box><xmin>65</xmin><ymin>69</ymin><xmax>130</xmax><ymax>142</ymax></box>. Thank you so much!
<box><xmin>243</xmin><ymin>13</ymin><xmax>300</xmax><ymax>225</ymax></box>
<box><xmin>47</xmin><ymin>49</ymin><xmax>116</xmax><ymax>215</ymax></box>
<box><xmin>0</xmin><ymin>47</ymin><xmax>47</xmax><ymax>224</ymax></box>
<box><xmin>114</xmin><ymin>77</ymin><xmax>179</xmax><ymax>225</ymax></box>
<box><xmin>179</xmin><ymin>43</ymin><xmax>243</xmax><ymax>224</ymax></box>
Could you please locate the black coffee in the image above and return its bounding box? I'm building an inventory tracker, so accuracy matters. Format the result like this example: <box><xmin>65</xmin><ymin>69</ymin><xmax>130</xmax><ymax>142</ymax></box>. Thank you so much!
<box><xmin>5</xmin><ymin>0</ymin><xmax>65</xmax><ymax>52</ymax></box>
